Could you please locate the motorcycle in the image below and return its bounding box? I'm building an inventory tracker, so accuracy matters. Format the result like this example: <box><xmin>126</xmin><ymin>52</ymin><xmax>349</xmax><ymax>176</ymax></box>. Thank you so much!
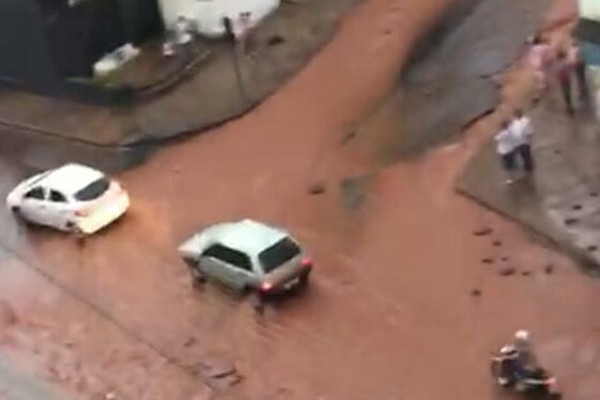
<box><xmin>491</xmin><ymin>345</ymin><xmax>562</xmax><ymax>400</ymax></box>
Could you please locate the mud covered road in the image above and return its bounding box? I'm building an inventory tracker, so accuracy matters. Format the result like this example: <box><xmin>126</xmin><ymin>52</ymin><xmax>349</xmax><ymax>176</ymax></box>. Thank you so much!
<box><xmin>2</xmin><ymin>0</ymin><xmax>599</xmax><ymax>399</ymax></box>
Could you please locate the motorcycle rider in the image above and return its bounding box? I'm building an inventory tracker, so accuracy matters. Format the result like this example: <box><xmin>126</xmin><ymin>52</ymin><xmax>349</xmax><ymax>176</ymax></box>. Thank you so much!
<box><xmin>514</xmin><ymin>330</ymin><xmax>536</xmax><ymax>366</ymax></box>
<box><xmin>497</xmin><ymin>330</ymin><xmax>537</xmax><ymax>386</ymax></box>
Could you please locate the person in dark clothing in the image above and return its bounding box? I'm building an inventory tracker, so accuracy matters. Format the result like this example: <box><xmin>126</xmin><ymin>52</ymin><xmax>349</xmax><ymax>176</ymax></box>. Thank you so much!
<box><xmin>569</xmin><ymin>41</ymin><xmax>589</xmax><ymax>102</ymax></box>
<box><xmin>556</xmin><ymin>50</ymin><xmax>574</xmax><ymax>115</ymax></box>
<box><xmin>222</xmin><ymin>17</ymin><xmax>236</xmax><ymax>43</ymax></box>
<box><xmin>511</xmin><ymin>110</ymin><xmax>535</xmax><ymax>174</ymax></box>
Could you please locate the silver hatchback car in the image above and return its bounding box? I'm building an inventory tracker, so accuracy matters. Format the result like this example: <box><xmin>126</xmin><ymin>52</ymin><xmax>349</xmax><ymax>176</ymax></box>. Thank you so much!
<box><xmin>178</xmin><ymin>219</ymin><xmax>312</xmax><ymax>304</ymax></box>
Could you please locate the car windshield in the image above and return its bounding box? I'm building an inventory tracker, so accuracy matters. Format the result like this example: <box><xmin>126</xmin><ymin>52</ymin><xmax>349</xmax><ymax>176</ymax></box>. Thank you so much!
<box><xmin>258</xmin><ymin>237</ymin><xmax>301</xmax><ymax>273</ymax></box>
<box><xmin>74</xmin><ymin>177</ymin><xmax>110</xmax><ymax>201</ymax></box>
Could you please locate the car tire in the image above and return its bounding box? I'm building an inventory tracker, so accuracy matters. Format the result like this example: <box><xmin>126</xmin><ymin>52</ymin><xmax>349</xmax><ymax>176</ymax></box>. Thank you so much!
<box><xmin>69</xmin><ymin>223</ymin><xmax>86</xmax><ymax>241</ymax></box>
<box><xmin>11</xmin><ymin>207</ymin><xmax>28</xmax><ymax>226</ymax></box>
<box><xmin>190</xmin><ymin>269</ymin><xmax>206</xmax><ymax>288</ymax></box>
<box><xmin>11</xmin><ymin>207</ymin><xmax>22</xmax><ymax>218</ymax></box>
<box><xmin>251</xmin><ymin>292</ymin><xmax>265</xmax><ymax>314</ymax></box>
<box><xmin>298</xmin><ymin>273</ymin><xmax>309</xmax><ymax>291</ymax></box>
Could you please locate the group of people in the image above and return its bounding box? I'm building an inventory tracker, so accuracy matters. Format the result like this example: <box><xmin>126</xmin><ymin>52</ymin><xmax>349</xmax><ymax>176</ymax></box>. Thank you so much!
<box><xmin>495</xmin><ymin>110</ymin><xmax>534</xmax><ymax>184</ymax></box>
<box><xmin>494</xmin><ymin>35</ymin><xmax>591</xmax><ymax>184</ymax></box>
<box><xmin>528</xmin><ymin>35</ymin><xmax>589</xmax><ymax>115</ymax></box>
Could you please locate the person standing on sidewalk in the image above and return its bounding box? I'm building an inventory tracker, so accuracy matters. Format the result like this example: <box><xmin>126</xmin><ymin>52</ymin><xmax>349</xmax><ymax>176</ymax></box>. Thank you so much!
<box><xmin>568</xmin><ymin>40</ymin><xmax>589</xmax><ymax>103</ymax></box>
<box><xmin>511</xmin><ymin>110</ymin><xmax>535</xmax><ymax>175</ymax></box>
<box><xmin>555</xmin><ymin>50</ymin><xmax>575</xmax><ymax>115</ymax></box>
<box><xmin>495</xmin><ymin>120</ymin><xmax>520</xmax><ymax>185</ymax></box>
<box><xmin>527</xmin><ymin>34</ymin><xmax>553</xmax><ymax>93</ymax></box>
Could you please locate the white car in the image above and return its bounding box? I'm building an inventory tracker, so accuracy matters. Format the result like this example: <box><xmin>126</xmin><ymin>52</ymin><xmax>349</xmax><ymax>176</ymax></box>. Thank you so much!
<box><xmin>6</xmin><ymin>163</ymin><xmax>130</xmax><ymax>235</ymax></box>
<box><xmin>178</xmin><ymin>219</ymin><xmax>312</xmax><ymax>303</ymax></box>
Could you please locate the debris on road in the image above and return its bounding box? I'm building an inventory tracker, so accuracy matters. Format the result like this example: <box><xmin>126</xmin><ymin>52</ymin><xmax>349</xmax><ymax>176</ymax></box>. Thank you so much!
<box><xmin>183</xmin><ymin>337</ymin><xmax>197</xmax><ymax>348</ymax></box>
<box><xmin>481</xmin><ymin>258</ymin><xmax>494</xmax><ymax>264</ymax></box>
<box><xmin>196</xmin><ymin>357</ymin><xmax>244</xmax><ymax>391</ymax></box>
<box><xmin>470</xmin><ymin>289</ymin><xmax>482</xmax><ymax>297</ymax></box>
<box><xmin>473</xmin><ymin>227</ymin><xmax>493</xmax><ymax>236</ymax></box>
<box><xmin>499</xmin><ymin>267</ymin><xmax>516</xmax><ymax>277</ymax></box>
<box><xmin>544</xmin><ymin>264</ymin><xmax>555</xmax><ymax>274</ymax></box>
<box><xmin>492</xmin><ymin>240</ymin><xmax>502</xmax><ymax>247</ymax></box>
<box><xmin>564</xmin><ymin>218</ymin><xmax>578</xmax><ymax>226</ymax></box>
<box><xmin>308</xmin><ymin>182</ymin><xmax>326</xmax><ymax>195</ymax></box>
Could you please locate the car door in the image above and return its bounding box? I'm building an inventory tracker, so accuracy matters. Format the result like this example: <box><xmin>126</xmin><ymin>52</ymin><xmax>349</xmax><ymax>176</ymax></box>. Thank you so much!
<box><xmin>199</xmin><ymin>245</ymin><xmax>253</xmax><ymax>291</ymax></box>
<box><xmin>21</xmin><ymin>186</ymin><xmax>49</xmax><ymax>225</ymax></box>
<box><xmin>46</xmin><ymin>189</ymin><xmax>71</xmax><ymax>230</ymax></box>
<box><xmin>221</xmin><ymin>248</ymin><xmax>254</xmax><ymax>291</ymax></box>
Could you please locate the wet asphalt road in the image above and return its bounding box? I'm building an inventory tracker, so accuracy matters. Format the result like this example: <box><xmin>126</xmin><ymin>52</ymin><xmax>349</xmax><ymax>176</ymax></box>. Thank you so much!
<box><xmin>2</xmin><ymin>0</ymin><xmax>600</xmax><ymax>400</ymax></box>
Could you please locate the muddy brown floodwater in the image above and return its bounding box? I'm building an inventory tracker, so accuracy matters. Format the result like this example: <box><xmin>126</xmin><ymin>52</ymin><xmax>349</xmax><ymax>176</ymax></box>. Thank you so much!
<box><xmin>3</xmin><ymin>0</ymin><xmax>600</xmax><ymax>399</ymax></box>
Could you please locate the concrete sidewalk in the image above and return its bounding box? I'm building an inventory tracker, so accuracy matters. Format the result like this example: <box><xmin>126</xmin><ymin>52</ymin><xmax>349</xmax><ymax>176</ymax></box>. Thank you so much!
<box><xmin>0</xmin><ymin>0</ymin><xmax>358</xmax><ymax>147</ymax></box>
<box><xmin>457</xmin><ymin>93</ymin><xmax>600</xmax><ymax>272</ymax></box>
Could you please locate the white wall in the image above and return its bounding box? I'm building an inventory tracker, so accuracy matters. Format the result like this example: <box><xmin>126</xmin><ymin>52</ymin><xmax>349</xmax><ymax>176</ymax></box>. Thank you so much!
<box><xmin>158</xmin><ymin>0</ymin><xmax>280</xmax><ymax>37</ymax></box>
<box><xmin>579</xmin><ymin>0</ymin><xmax>600</xmax><ymax>21</ymax></box>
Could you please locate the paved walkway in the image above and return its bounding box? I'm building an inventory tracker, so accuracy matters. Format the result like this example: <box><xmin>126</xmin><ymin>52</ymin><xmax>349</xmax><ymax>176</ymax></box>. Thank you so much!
<box><xmin>458</xmin><ymin>91</ymin><xmax>600</xmax><ymax>272</ymax></box>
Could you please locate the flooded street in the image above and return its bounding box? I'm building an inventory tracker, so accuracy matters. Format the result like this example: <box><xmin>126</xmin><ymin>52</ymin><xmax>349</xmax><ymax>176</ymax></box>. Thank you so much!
<box><xmin>2</xmin><ymin>0</ymin><xmax>600</xmax><ymax>399</ymax></box>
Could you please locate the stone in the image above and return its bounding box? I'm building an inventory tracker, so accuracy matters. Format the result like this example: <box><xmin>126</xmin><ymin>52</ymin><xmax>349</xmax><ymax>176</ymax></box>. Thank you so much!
<box><xmin>564</xmin><ymin>218</ymin><xmax>578</xmax><ymax>226</ymax></box>
<box><xmin>473</xmin><ymin>227</ymin><xmax>493</xmax><ymax>236</ymax></box>
<box><xmin>209</xmin><ymin>373</ymin><xmax>243</xmax><ymax>391</ymax></box>
<box><xmin>308</xmin><ymin>182</ymin><xmax>326</xmax><ymax>195</ymax></box>
<box><xmin>201</xmin><ymin>359</ymin><xmax>237</xmax><ymax>379</ymax></box>
<box><xmin>499</xmin><ymin>267</ymin><xmax>516</xmax><ymax>276</ymax></box>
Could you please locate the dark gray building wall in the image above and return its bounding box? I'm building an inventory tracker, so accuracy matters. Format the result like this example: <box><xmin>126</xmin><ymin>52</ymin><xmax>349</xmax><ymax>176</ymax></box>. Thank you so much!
<box><xmin>0</xmin><ymin>0</ymin><xmax>163</xmax><ymax>101</ymax></box>
<box><xmin>0</xmin><ymin>0</ymin><xmax>60</xmax><ymax>93</ymax></box>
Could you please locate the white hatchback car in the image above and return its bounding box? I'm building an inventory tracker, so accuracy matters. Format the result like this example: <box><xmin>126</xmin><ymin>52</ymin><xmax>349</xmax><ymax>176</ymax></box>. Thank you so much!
<box><xmin>6</xmin><ymin>163</ymin><xmax>130</xmax><ymax>235</ymax></box>
<box><xmin>178</xmin><ymin>219</ymin><xmax>312</xmax><ymax>306</ymax></box>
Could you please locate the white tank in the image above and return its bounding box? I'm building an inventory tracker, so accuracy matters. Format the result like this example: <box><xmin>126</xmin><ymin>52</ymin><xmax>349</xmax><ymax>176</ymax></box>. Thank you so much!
<box><xmin>158</xmin><ymin>0</ymin><xmax>280</xmax><ymax>38</ymax></box>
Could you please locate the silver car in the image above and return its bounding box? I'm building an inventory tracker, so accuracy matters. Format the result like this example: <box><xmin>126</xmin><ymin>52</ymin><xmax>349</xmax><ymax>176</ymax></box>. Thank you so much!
<box><xmin>178</xmin><ymin>219</ymin><xmax>312</xmax><ymax>304</ymax></box>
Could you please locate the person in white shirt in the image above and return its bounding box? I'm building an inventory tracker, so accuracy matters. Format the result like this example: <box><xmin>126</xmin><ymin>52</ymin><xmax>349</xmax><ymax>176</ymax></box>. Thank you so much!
<box><xmin>495</xmin><ymin>120</ymin><xmax>520</xmax><ymax>184</ymax></box>
<box><xmin>511</xmin><ymin>110</ymin><xmax>534</xmax><ymax>174</ymax></box>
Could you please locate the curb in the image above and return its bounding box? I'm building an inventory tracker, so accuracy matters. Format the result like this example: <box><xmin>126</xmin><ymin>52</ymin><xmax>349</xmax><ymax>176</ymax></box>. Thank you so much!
<box><xmin>455</xmin><ymin>177</ymin><xmax>600</xmax><ymax>276</ymax></box>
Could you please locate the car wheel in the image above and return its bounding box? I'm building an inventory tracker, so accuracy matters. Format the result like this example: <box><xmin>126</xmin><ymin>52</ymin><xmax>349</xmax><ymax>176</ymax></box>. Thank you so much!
<box><xmin>11</xmin><ymin>207</ymin><xmax>28</xmax><ymax>226</ymax></box>
<box><xmin>190</xmin><ymin>269</ymin><xmax>206</xmax><ymax>288</ymax></box>
<box><xmin>11</xmin><ymin>206</ymin><xmax>22</xmax><ymax>218</ymax></box>
<box><xmin>297</xmin><ymin>273</ymin><xmax>309</xmax><ymax>291</ymax></box>
<box><xmin>251</xmin><ymin>292</ymin><xmax>266</xmax><ymax>314</ymax></box>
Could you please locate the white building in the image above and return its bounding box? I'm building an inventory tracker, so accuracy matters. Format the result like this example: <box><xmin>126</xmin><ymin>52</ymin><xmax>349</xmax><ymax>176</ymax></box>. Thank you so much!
<box><xmin>579</xmin><ymin>0</ymin><xmax>600</xmax><ymax>22</ymax></box>
<box><xmin>158</xmin><ymin>0</ymin><xmax>280</xmax><ymax>38</ymax></box>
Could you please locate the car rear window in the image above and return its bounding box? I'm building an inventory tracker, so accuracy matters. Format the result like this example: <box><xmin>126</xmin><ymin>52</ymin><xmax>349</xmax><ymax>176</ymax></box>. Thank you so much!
<box><xmin>258</xmin><ymin>237</ymin><xmax>301</xmax><ymax>273</ymax></box>
<box><xmin>74</xmin><ymin>177</ymin><xmax>110</xmax><ymax>201</ymax></box>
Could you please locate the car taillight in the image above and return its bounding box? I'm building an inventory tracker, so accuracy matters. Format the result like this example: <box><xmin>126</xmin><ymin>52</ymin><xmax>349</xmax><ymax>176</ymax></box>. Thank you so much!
<box><xmin>74</xmin><ymin>209</ymin><xmax>88</xmax><ymax>217</ymax></box>
<box><xmin>301</xmin><ymin>257</ymin><xmax>313</xmax><ymax>268</ymax></box>
<box><xmin>260</xmin><ymin>282</ymin><xmax>273</xmax><ymax>292</ymax></box>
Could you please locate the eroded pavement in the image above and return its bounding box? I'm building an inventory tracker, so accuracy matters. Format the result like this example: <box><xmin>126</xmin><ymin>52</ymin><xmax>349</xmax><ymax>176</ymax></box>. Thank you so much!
<box><xmin>3</xmin><ymin>0</ymin><xmax>600</xmax><ymax>399</ymax></box>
